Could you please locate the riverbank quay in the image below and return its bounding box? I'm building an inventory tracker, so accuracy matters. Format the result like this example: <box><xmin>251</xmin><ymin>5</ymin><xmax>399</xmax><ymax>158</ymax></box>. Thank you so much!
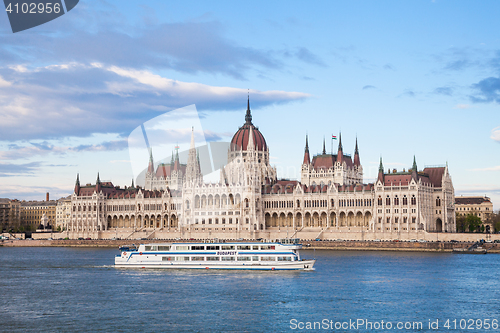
<box><xmin>2</xmin><ymin>238</ymin><xmax>500</xmax><ymax>253</ymax></box>
<box><xmin>306</xmin><ymin>240</ymin><xmax>500</xmax><ymax>253</ymax></box>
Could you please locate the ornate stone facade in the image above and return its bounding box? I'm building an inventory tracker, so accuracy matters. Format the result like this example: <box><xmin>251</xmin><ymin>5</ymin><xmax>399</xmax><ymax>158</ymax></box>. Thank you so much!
<box><xmin>67</xmin><ymin>101</ymin><xmax>456</xmax><ymax>237</ymax></box>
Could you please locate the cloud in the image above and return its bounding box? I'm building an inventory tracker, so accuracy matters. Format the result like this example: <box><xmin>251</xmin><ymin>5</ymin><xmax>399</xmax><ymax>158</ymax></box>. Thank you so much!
<box><xmin>0</xmin><ymin>17</ymin><xmax>283</xmax><ymax>80</ymax></box>
<box><xmin>73</xmin><ymin>140</ymin><xmax>129</xmax><ymax>152</ymax></box>
<box><xmin>469</xmin><ymin>165</ymin><xmax>500</xmax><ymax>172</ymax></box>
<box><xmin>294</xmin><ymin>47</ymin><xmax>327</xmax><ymax>67</ymax></box>
<box><xmin>0</xmin><ymin>161</ymin><xmax>41</xmax><ymax>177</ymax></box>
<box><xmin>444</xmin><ymin>59</ymin><xmax>471</xmax><ymax>71</ymax></box>
<box><xmin>0</xmin><ymin>184</ymin><xmax>72</xmax><ymax>200</ymax></box>
<box><xmin>433</xmin><ymin>86</ymin><xmax>453</xmax><ymax>96</ymax></box>
<box><xmin>399</xmin><ymin>89</ymin><xmax>415</xmax><ymax>98</ymax></box>
<box><xmin>455</xmin><ymin>104</ymin><xmax>471</xmax><ymax>109</ymax></box>
<box><xmin>0</xmin><ymin>6</ymin><xmax>325</xmax><ymax>80</ymax></box>
<box><xmin>470</xmin><ymin>76</ymin><xmax>500</xmax><ymax>103</ymax></box>
<box><xmin>0</xmin><ymin>75</ymin><xmax>11</xmax><ymax>87</ymax></box>
<box><xmin>491</xmin><ymin>127</ymin><xmax>500</xmax><ymax>142</ymax></box>
<box><xmin>362</xmin><ymin>85</ymin><xmax>376</xmax><ymax>90</ymax></box>
<box><xmin>0</xmin><ymin>64</ymin><xmax>311</xmax><ymax>141</ymax></box>
<box><xmin>0</xmin><ymin>139</ymin><xmax>129</xmax><ymax>160</ymax></box>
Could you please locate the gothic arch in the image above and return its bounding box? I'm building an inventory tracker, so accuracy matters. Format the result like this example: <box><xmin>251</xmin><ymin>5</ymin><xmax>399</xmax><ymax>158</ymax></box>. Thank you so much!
<box><xmin>436</xmin><ymin>218</ymin><xmax>443</xmax><ymax>232</ymax></box>
<box><xmin>265</xmin><ymin>213</ymin><xmax>272</xmax><ymax>228</ymax></box>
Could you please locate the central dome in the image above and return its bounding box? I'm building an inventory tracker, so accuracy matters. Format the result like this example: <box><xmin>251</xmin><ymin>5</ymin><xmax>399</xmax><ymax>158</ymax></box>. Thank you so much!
<box><xmin>230</xmin><ymin>99</ymin><xmax>267</xmax><ymax>151</ymax></box>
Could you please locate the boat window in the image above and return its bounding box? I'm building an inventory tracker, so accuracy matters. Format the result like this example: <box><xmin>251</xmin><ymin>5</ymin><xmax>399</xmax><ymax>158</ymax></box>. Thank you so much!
<box><xmin>271</xmin><ymin>246</ymin><xmax>275</xmax><ymax>250</ymax></box>
<box><xmin>252</xmin><ymin>256</ymin><xmax>259</xmax><ymax>261</ymax></box>
<box><xmin>176</xmin><ymin>246</ymin><xmax>189</xmax><ymax>251</ymax></box>
<box><xmin>237</xmin><ymin>256</ymin><xmax>251</xmax><ymax>261</ymax></box>
<box><xmin>145</xmin><ymin>245</ymin><xmax>158</xmax><ymax>251</ymax></box>
<box><xmin>206</xmin><ymin>257</ymin><xmax>219</xmax><ymax>261</ymax></box>
<box><xmin>237</xmin><ymin>245</ymin><xmax>250</xmax><ymax>250</ymax></box>
<box><xmin>191</xmin><ymin>246</ymin><xmax>205</xmax><ymax>250</ymax></box>
<box><xmin>162</xmin><ymin>257</ymin><xmax>174</xmax><ymax>261</ymax></box>
<box><xmin>176</xmin><ymin>256</ymin><xmax>190</xmax><ymax>261</ymax></box>
<box><xmin>260</xmin><ymin>245</ymin><xmax>271</xmax><ymax>250</ymax></box>
<box><xmin>158</xmin><ymin>246</ymin><xmax>170</xmax><ymax>251</ymax></box>
<box><xmin>251</xmin><ymin>246</ymin><xmax>259</xmax><ymax>250</ymax></box>
<box><xmin>221</xmin><ymin>245</ymin><xmax>235</xmax><ymax>250</ymax></box>
<box><xmin>277</xmin><ymin>256</ymin><xmax>292</xmax><ymax>261</ymax></box>
<box><xmin>206</xmin><ymin>245</ymin><xmax>220</xmax><ymax>250</ymax></box>
<box><xmin>261</xmin><ymin>256</ymin><xmax>275</xmax><ymax>261</ymax></box>
<box><xmin>221</xmin><ymin>256</ymin><xmax>235</xmax><ymax>261</ymax></box>
<box><xmin>191</xmin><ymin>257</ymin><xmax>205</xmax><ymax>261</ymax></box>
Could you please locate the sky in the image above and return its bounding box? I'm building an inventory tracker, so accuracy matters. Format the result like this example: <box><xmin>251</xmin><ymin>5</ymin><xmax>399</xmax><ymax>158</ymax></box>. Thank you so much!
<box><xmin>0</xmin><ymin>0</ymin><xmax>499</xmax><ymax>209</ymax></box>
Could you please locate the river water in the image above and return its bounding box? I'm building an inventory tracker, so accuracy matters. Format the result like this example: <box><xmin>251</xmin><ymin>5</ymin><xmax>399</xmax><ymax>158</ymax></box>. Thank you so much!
<box><xmin>1</xmin><ymin>247</ymin><xmax>499</xmax><ymax>332</ymax></box>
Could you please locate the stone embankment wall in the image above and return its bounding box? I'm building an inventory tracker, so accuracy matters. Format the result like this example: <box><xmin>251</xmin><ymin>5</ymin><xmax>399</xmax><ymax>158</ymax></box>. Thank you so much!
<box><xmin>2</xmin><ymin>238</ymin><xmax>500</xmax><ymax>253</ymax></box>
<box><xmin>27</xmin><ymin>229</ymin><xmax>500</xmax><ymax>243</ymax></box>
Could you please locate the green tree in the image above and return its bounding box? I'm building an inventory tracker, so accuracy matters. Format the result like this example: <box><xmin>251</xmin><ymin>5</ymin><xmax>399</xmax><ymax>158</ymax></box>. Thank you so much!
<box><xmin>466</xmin><ymin>214</ymin><xmax>482</xmax><ymax>233</ymax></box>
<box><xmin>456</xmin><ymin>214</ymin><xmax>467</xmax><ymax>233</ymax></box>
<box><xmin>486</xmin><ymin>212</ymin><xmax>500</xmax><ymax>233</ymax></box>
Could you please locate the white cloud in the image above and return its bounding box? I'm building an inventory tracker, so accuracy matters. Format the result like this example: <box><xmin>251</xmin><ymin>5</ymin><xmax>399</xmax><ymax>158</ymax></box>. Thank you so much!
<box><xmin>0</xmin><ymin>75</ymin><xmax>11</xmax><ymax>87</ymax></box>
<box><xmin>0</xmin><ymin>63</ymin><xmax>311</xmax><ymax>141</ymax></box>
<box><xmin>105</xmin><ymin>65</ymin><xmax>310</xmax><ymax>102</ymax></box>
<box><xmin>455</xmin><ymin>104</ymin><xmax>471</xmax><ymax>109</ymax></box>
<box><xmin>469</xmin><ymin>165</ymin><xmax>500</xmax><ymax>172</ymax></box>
<box><xmin>491</xmin><ymin>127</ymin><xmax>500</xmax><ymax>142</ymax></box>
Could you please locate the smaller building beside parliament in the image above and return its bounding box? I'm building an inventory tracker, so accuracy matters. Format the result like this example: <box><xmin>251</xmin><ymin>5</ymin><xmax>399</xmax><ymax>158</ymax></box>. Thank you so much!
<box><xmin>66</xmin><ymin>101</ymin><xmax>456</xmax><ymax>239</ymax></box>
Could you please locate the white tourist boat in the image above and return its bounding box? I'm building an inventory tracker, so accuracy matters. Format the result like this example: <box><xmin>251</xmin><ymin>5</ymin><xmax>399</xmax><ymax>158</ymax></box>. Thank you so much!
<box><xmin>115</xmin><ymin>238</ymin><xmax>315</xmax><ymax>270</ymax></box>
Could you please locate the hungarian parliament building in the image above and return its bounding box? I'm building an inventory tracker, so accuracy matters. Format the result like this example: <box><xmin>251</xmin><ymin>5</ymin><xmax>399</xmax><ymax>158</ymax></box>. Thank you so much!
<box><xmin>68</xmin><ymin>101</ymin><xmax>456</xmax><ymax>238</ymax></box>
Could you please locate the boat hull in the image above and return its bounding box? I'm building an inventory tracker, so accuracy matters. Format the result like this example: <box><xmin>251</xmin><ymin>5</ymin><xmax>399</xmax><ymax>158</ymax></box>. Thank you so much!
<box><xmin>115</xmin><ymin>259</ymin><xmax>316</xmax><ymax>271</ymax></box>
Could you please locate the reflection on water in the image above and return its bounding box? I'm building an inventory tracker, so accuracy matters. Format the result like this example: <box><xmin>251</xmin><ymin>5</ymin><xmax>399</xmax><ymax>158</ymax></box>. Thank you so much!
<box><xmin>1</xmin><ymin>247</ymin><xmax>499</xmax><ymax>332</ymax></box>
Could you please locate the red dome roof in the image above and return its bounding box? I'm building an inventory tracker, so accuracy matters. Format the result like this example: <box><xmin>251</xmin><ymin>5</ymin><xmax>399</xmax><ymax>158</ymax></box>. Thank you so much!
<box><xmin>230</xmin><ymin>100</ymin><xmax>267</xmax><ymax>151</ymax></box>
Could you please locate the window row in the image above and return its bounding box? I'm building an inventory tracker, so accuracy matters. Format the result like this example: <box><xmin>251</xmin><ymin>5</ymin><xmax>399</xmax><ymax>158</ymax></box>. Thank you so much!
<box><xmin>161</xmin><ymin>256</ymin><xmax>293</xmax><ymax>262</ymax></box>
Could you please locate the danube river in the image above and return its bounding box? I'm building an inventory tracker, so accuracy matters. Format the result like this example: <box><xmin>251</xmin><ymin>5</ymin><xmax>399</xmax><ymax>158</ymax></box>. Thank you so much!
<box><xmin>1</xmin><ymin>247</ymin><xmax>499</xmax><ymax>332</ymax></box>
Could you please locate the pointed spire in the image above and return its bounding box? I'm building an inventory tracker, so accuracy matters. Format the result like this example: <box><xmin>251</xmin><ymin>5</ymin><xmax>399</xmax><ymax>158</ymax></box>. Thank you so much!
<box><xmin>354</xmin><ymin>137</ymin><xmax>360</xmax><ymax>166</ymax></box>
<box><xmin>377</xmin><ymin>157</ymin><xmax>384</xmax><ymax>182</ymax></box>
<box><xmin>74</xmin><ymin>173</ymin><xmax>81</xmax><ymax>195</ymax></box>
<box><xmin>411</xmin><ymin>155</ymin><xmax>418</xmax><ymax>181</ymax></box>
<box><xmin>170</xmin><ymin>151</ymin><xmax>174</xmax><ymax>166</ymax></box>
<box><xmin>174</xmin><ymin>146</ymin><xmax>180</xmax><ymax>171</ymax></box>
<box><xmin>95</xmin><ymin>172</ymin><xmax>101</xmax><ymax>192</ymax></box>
<box><xmin>245</xmin><ymin>95</ymin><xmax>252</xmax><ymax>124</ymax></box>
<box><xmin>337</xmin><ymin>132</ymin><xmax>343</xmax><ymax>163</ymax></box>
<box><xmin>131</xmin><ymin>178</ymin><xmax>135</xmax><ymax>188</ymax></box>
<box><xmin>147</xmin><ymin>148</ymin><xmax>154</xmax><ymax>174</ymax></box>
<box><xmin>303</xmin><ymin>134</ymin><xmax>310</xmax><ymax>165</ymax></box>
<box><xmin>322</xmin><ymin>137</ymin><xmax>326</xmax><ymax>155</ymax></box>
<box><xmin>190</xmin><ymin>126</ymin><xmax>195</xmax><ymax>149</ymax></box>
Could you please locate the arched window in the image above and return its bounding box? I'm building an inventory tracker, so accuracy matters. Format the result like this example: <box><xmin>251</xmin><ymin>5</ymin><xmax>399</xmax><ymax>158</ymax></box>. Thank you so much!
<box><xmin>377</xmin><ymin>196</ymin><xmax>382</xmax><ymax>206</ymax></box>
<box><xmin>436</xmin><ymin>197</ymin><xmax>441</xmax><ymax>207</ymax></box>
<box><xmin>411</xmin><ymin>195</ymin><xmax>416</xmax><ymax>205</ymax></box>
<box><xmin>386</xmin><ymin>196</ymin><xmax>391</xmax><ymax>206</ymax></box>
